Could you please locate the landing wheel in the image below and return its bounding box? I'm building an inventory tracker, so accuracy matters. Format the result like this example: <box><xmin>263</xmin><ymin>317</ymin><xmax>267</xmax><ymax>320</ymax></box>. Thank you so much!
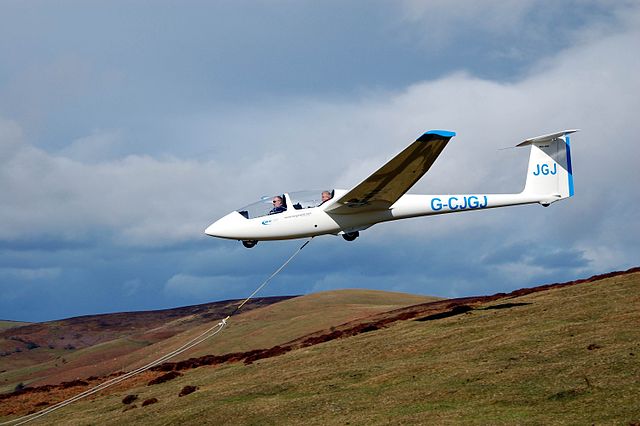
<box><xmin>242</xmin><ymin>240</ymin><xmax>258</xmax><ymax>248</ymax></box>
<box><xmin>342</xmin><ymin>231</ymin><xmax>359</xmax><ymax>242</ymax></box>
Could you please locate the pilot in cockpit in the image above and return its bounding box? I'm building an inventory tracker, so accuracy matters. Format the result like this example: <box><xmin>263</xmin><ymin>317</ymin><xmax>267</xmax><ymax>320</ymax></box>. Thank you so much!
<box><xmin>269</xmin><ymin>196</ymin><xmax>286</xmax><ymax>215</ymax></box>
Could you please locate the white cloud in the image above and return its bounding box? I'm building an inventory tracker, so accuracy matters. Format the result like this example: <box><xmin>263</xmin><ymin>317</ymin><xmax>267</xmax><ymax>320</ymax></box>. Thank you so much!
<box><xmin>399</xmin><ymin>0</ymin><xmax>535</xmax><ymax>38</ymax></box>
<box><xmin>1</xmin><ymin>4</ymin><xmax>639</xmax><ymax>276</ymax></box>
<box><xmin>122</xmin><ymin>278</ymin><xmax>143</xmax><ymax>297</ymax></box>
<box><xmin>58</xmin><ymin>129</ymin><xmax>125</xmax><ymax>163</ymax></box>
<box><xmin>164</xmin><ymin>273</ymin><xmax>251</xmax><ymax>300</ymax></box>
<box><xmin>0</xmin><ymin>129</ymin><xmax>271</xmax><ymax>246</ymax></box>
<box><xmin>0</xmin><ymin>267</ymin><xmax>61</xmax><ymax>281</ymax></box>
<box><xmin>0</xmin><ymin>118</ymin><xmax>24</xmax><ymax>158</ymax></box>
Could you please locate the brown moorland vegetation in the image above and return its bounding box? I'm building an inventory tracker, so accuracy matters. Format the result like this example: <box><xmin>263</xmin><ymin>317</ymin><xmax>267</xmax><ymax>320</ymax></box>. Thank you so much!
<box><xmin>0</xmin><ymin>296</ymin><xmax>294</xmax><ymax>392</ymax></box>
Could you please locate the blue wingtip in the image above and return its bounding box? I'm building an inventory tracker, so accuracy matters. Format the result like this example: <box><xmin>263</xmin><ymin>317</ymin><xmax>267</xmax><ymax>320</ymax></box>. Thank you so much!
<box><xmin>424</xmin><ymin>130</ymin><xmax>456</xmax><ymax>138</ymax></box>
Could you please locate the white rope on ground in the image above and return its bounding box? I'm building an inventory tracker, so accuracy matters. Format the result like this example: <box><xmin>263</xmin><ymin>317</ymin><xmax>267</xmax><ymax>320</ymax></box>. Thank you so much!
<box><xmin>1</xmin><ymin>237</ymin><xmax>313</xmax><ymax>425</ymax></box>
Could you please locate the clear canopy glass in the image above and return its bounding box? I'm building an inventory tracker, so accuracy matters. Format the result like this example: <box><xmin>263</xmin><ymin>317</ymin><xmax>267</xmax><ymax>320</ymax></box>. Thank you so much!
<box><xmin>237</xmin><ymin>190</ymin><xmax>334</xmax><ymax>219</ymax></box>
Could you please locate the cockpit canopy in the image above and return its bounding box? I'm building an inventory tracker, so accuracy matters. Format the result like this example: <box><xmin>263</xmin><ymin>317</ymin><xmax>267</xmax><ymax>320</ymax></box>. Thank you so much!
<box><xmin>237</xmin><ymin>190</ymin><xmax>334</xmax><ymax>219</ymax></box>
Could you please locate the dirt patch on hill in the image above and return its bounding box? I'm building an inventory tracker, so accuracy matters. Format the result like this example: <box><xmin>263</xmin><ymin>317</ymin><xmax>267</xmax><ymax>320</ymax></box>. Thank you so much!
<box><xmin>147</xmin><ymin>371</ymin><xmax>182</xmax><ymax>386</ymax></box>
<box><xmin>141</xmin><ymin>397</ymin><xmax>158</xmax><ymax>407</ymax></box>
<box><xmin>178</xmin><ymin>385</ymin><xmax>197</xmax><ymax>397</ymax></box>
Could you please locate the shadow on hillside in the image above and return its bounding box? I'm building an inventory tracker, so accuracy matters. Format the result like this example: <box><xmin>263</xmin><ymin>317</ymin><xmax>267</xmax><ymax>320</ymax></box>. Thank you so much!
<box><xmin>414</xmin><ymin>305</ymin><xmax>473</xmax><ymax>322</ymax></box>
<box><xmin>479</xmin><ymin>302</ymin><xmax>532</xmax><ymax>310</ymax></box>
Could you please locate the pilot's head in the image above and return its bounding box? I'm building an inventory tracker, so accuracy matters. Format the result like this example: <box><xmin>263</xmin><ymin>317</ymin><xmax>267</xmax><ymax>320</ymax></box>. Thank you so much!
<box><xmin>272</xmin><ymin>196</ymin><xmax>283</xmax><ymax>207</ymax></box>
<box><xmin>321</xmin><ymin>191</ymin><xmax>332</xmax><ymax>202</ymax></box>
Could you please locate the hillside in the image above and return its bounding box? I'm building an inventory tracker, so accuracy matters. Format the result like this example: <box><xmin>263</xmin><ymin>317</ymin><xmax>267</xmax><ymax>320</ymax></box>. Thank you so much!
<box><xmin>0</xmin><ymin>290</ymin><xmax>435</xmax><ymax>394</ymax></box>
<box><xmin>0</xmin><ymin>296</ymin><xmax>295</xmax><ymax>393</ymax></box>
<box><xmin>0</xmin><ymin>322</ymin><xmax>32</xmax><ymax>333</ymax></box>
<box><xmin>1</xmin><ymin>268</ymin><xmax>639</xmax><ymax>424</ymax></box>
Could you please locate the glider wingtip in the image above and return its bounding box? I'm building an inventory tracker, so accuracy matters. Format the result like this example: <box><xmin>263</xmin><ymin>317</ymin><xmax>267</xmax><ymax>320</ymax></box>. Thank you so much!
<box><xmin>420</xmin><ymin>130</ymin><xmax>456</xmax><ymax>139</ymax></box>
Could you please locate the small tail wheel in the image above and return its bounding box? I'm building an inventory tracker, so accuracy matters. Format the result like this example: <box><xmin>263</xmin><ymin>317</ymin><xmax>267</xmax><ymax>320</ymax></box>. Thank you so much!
<box><xmin>242</xmin><ymin>240</ymin><xmax>258</xmax><ymax>248</ymax></box>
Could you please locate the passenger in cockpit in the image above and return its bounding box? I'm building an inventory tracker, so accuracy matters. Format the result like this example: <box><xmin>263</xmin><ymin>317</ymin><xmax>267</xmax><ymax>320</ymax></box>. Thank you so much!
<box><xmin>269</xmin><ymin>196</ymin><xmax>286</xmax><ymax>214</ymax></box>
<box><xmin>320</xmin><ymin>190</ymin><xmax>333</xmax><ymax>205</ymax></box>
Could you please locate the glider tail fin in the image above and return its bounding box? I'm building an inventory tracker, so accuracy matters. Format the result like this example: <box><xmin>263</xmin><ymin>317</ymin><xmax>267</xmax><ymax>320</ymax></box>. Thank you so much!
<box><xmin>517</xmin><ymin>129</ymin><xmax>578</xmax><ymax>205</ymax></box>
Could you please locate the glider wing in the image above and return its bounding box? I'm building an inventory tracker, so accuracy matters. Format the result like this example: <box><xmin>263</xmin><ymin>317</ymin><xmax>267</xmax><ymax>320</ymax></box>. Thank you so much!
<box><xmin>325</xmin><ymin>130</ymin><xmax>455</xmax><ymax>214</ymax></box>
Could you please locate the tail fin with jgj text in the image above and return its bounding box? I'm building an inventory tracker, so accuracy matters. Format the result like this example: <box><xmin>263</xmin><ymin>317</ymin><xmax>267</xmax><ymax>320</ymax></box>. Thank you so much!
<box><xmin>517</xmin><ymin>129</ymin><xmax>578</xmax><ymax>205</ymax></box>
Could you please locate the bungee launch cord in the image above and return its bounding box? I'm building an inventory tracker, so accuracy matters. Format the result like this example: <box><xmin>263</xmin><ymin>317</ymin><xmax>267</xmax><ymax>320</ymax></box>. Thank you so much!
<box><xmin>1</xmin><ymin>237</ymin><xmax>313</xmax><ymax>425</ymax></box>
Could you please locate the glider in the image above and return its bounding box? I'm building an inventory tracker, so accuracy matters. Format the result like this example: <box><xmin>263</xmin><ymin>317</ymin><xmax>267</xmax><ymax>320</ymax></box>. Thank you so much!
<box><xmin>205</xmin><ymin>129</ymin><xmax>578</xmax><ymax>248</ymax></box>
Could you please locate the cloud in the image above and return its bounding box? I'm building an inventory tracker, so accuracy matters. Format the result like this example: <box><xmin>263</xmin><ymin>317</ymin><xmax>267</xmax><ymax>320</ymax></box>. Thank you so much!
<box><xmin>0</xmin><ymin>130</ymin><xmax>232</xmax><ymax>246</ymax></box>
<box><xmin>2</xmin><ymin>9</ymin><xmax>639</xmax><ymax>256</ymax></box>
<box><xmin>399</xmin><ymin>0</ymin><xmax>536</xmax><ymax>40</ymax></box>
<box><xmin>58</xmin><ymin>129</ymin><xmax>125</xmax><ymax>163</ymax></box>
<box><xmin>122</xmin><ymin>278</ymin><xmax>143</xmax><ymax>297</ymax></box>
<box><xmin>0</xmin><ymin>118</ymin><xmax>24</xmax><ymax>157</ymax></box>
<box><xmin>483</xmin><ymin>243</ymin><xmax>590</xmax><ymax>269</ymax></box>
<box><xmin>1</xmin><ymin>3</ymin><xmax>639</xmax><ymax>321</ymax></box>
<box><xmin>0</xmin><ymin>267</ymin><xmax>61</xmax><ymax>281</ymax></box>
<box><xmin>164</xmin><ymin>273</ymin><xmax>255</xmax><ymax>302</ymax></box>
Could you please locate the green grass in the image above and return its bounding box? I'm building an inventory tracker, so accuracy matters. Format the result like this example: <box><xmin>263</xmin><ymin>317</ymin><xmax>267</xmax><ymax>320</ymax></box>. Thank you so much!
<box><xmin>3</xmin><ymin>273</ymin><xmax>640</xmax><ymax>425</ymax></box>
<box><xmin>183</xmin><ymin>289</ymin><xmax>439</xmax><ymax>357</ymax></box>
<box><xmin>0</xmin><ymin>321</ymin><xmax>32</xmax><ymax>332</ymax></box>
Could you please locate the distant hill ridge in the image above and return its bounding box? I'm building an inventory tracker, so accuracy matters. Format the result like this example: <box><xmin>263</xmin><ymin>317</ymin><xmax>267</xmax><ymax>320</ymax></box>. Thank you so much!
<box><xmin>0</xmin><ymin>296</ymin><xmax>295</xmax><ymax>354</ymax></box>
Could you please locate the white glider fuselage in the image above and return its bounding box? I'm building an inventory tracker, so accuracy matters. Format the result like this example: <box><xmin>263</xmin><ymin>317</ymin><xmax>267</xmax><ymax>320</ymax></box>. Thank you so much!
<box><xmin>205</xmin><ymin>191</ymin><xmax>544</xmax><ymax>241</ymax></box>
<box><xmin>205</xmin><ymin>129</ymin><xmax>578</xmax><ymax>246</ymax></box>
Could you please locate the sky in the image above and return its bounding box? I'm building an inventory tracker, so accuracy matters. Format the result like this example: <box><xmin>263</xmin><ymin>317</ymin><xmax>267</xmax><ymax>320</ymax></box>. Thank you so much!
<box><xmin>1</xmin><ymin>1</ymin><xmax>639</xmax><ymax>322</ymax></box>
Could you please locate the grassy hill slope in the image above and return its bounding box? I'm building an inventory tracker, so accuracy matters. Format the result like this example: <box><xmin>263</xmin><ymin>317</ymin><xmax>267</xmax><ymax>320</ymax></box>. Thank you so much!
<box><xmin>0</xmin><ymin>291</ymin><xmax>435</xmax><ymax>394</ymax></box>
<box><xmin>0</xmin><ymin>297</ymin><xmax>295</xmax><ymax>392</ymax></box>
<box><xmin>0</xmin><ymin>322</ymin><xmax>32</xmax><ymax>332</ymax></box>
<box><xmin>2</xmin><ymin>270</ymin><xmax>639</xmax><ymax>424</ymax></box>
<box><xmin>182</xmin><ymin>289</ymin><xmax>440</xmax><ymax>357</ymax></box>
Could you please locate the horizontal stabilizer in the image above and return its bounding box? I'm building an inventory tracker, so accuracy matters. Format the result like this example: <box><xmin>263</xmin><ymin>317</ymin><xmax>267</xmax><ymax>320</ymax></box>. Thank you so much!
<box><xmin>516</xmin><ymin>129</ymin><xmax>579</xmax><ymax>147</ymax></box>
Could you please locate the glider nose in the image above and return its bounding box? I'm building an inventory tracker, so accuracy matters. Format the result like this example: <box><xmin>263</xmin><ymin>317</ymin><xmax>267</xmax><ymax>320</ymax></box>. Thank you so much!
<box><xmin>204</xmin><ymin>220</ymin><xmax>222</xmax><ymax>237</ymax></box>
<box><xmin>204</xmin><ymin>212</ymin><xmax>243</xmax><ymax>239</ymax></box>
